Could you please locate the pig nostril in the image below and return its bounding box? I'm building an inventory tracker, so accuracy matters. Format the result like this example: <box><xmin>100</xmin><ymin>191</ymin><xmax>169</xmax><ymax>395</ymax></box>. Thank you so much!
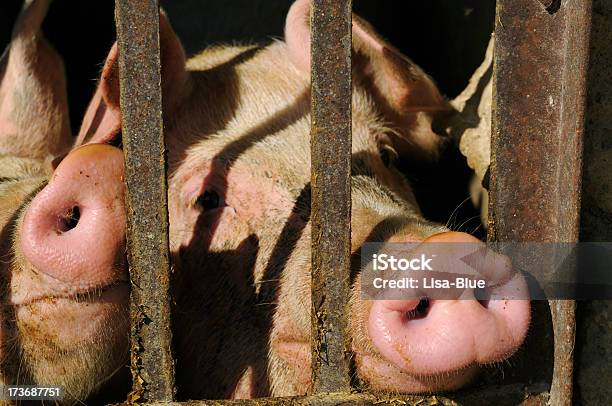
<box><xmin>56</xmin><ymin>206</ymin><xmax>81</xmax><ymax>234</ymax></box>
<box><xmin>405</xmin><ymin>297</ymin><xmax>430</xmax><ymax>320</ymax></box>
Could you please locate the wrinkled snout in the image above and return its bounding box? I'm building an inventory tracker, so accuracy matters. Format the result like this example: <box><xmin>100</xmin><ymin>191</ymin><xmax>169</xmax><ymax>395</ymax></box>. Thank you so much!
<box><xmin>20</xmin><ymin>144</ymin><xmax>127</xmax><ymax>286</ymax></box>
<box><xmin>365</xmin><ymin>232</ymin><xmax>530</xmax><ymax>385</ymax></box>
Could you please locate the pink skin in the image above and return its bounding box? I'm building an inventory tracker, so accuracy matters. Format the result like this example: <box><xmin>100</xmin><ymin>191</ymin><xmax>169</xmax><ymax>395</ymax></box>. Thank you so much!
<box><xmin>17</xmin><ymin>144</ymin><xmax>128</xmax><ymax>303</ymax></box>
<box><xmin>0</xmin><ymin>0</ymin><xmax>72</xmax><ymax>160</ymax></box>
<box><xmin>367</xmin><ymin>233</ymin><xmax>530</xmax><ymax>378</ymax></box>
<box><xmin>0</xmin><ymin>1</ymin><xmax>128</xmax><ymax>396</ymax></box>
<box><xmin>7</xmin><ymin>144</ymin><xmax>129</xmax><ymax>399</ymax></box>
<box><xmin>272</xmin><ymin>230</ymin><xmax>530</xmax><ymax>393</ymax></box>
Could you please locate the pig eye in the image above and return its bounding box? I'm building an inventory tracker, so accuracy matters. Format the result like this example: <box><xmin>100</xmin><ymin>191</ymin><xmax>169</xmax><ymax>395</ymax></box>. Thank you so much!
<box><xmin>195</xmin><ymin>190</ymin><xmax>222</xmax><ymax>211</ymax></box>
<box><xmin>379</xmin><ymin>144</ymin><xmax>399</xmax><ymax>167</ymax></box>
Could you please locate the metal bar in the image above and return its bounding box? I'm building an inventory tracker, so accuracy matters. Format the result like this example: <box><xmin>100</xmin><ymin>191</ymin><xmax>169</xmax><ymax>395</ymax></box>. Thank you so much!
<box><xmin>110</xmin><ymin>383</ymin><xmax>550</xmax><ymax>406</ymax></box>
<box><xmin>115</xmin><ymin>0</ymin><xmax>176</xmax><ymax>402</ymax></box>
<box><xmin>310</xmin><ymin>0</ymin><xmax>353</xmax><ymax>394</ymax></box>
<box><xmin>488</xmin><ymin>1</ymin><xmax>591</xmax><ymax>405</ymax></box>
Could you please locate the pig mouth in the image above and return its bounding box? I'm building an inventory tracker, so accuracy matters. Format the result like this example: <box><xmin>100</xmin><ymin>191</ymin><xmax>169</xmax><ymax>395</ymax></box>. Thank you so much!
<box><xmin>356</xmin><ymin>352</ymin><xmax>479</xmax><ymax>392</ymax></box>
<box><xmin>56</xmin><ymin>280</ymin><xmax>129</xmax><ymax>303</ymax></box>
<box><xmin>13</xmin><ymin>279</ymin><xmax>129</xmax><ymax>307</ymax></box>
<box><xmin>274</xmin><ymin>338</ymin><xmax>478</xmax><ymax>393</ymax></box>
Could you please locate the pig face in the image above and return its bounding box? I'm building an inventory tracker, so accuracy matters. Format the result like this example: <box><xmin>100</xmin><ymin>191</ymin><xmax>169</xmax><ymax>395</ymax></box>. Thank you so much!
<box><xmin>0</xmin><ymin>0</ymin><xmax>129</xmax><ymax>402</ymax></box>
<box><xmin>0</xmin><ymin>152</ymin><xmax>130</xmax><ymax>402</ymax></box>
<box><xmin>2</xmin><ymin>0</ymin><xmax>530</xmax><ymax>402</ymax></box>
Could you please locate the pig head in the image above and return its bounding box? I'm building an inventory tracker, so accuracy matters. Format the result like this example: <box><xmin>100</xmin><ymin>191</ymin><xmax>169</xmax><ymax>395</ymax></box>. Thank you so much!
<box><xmin>0</xmin><ymin>0</ymin><xmax>129</xmax><ymax>403</ymax></box>
<box><xmin>1</xmin><ymin>0</ymin><xmax>529</xmax><ymax>402</ymax></box>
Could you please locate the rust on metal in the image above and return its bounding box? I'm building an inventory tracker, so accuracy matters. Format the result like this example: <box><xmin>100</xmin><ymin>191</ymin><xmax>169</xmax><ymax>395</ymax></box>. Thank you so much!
<box><xmin>310</xmin><ymin>0</ymin><xmax>353</xmax><ymax>394</ymax></box>
<box><xmin>488</xmin><ymin>1</ymin><xmax>591</xmax><ymax>405</ymax></box>
<box><xmin>115</xmin><ymin>0</ymin><xmax>176</xmax><ymax>402</ymax></box>
<box><xmin>112</xmin><ymin>383</ymin><xmax>549</xmax><ymax>406</ymax></box>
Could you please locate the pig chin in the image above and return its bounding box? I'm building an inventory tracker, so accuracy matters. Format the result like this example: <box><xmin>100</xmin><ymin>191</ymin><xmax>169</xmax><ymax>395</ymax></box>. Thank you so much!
<box><xmin>15</xmin><ymin>289</ymin><xmax>129</xmax><ymax>402</ymax></box>
<box><xmin>355</xmin><ymin>353</ymin><xmax>479</xmax><ymax>393</ymax></box>
<box><xmin>9</xmin><ymin>259</ymin><xmax>130</xmax><ymax>344</ymax></box>
<box><xmin>9</xmin><ymin>262</ymin><xmax>129</xmax><ymax>399</ymax></box>
<box><xmin>15</xmin><ymin>283</ymin><xmax>130</xmax><ymax>343</ymax></box>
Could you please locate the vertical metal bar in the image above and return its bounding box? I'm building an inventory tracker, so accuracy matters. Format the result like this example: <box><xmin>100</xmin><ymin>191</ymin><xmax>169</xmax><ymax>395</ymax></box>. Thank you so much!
<box><xmin>310</xmin><ymin>0</ymin><xmax>353</xmax><ymax>394</ymax></box>
<box><xmin>489</xmin><ymin>1</ymin><xmax>591</xmax><ymax>405</ymax></box>
<box><xmin>115</xmin><ymin>0</ymin><xmax>176</xmax><ymax>402</ymax></box>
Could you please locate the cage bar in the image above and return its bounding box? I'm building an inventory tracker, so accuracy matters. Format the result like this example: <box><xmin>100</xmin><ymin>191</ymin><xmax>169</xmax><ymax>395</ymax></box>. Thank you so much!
<box><xmin>309</xmin><ymin>0</ymin><xmax>353</xmax><ymax>394</ymax></box>
<box><xmin>106</xmin><ymin>0</ymin><xmax>593</xmax><ymax>404</ymax></box>
<box><xmin>115</xmin><ymin>0</ymin><xmax>176</xmax><ymax>402</ymax></box>
<box><xmin>109</xmin><ymin>384</ymin><xmax>553</xmax><ymax>405</ymax></box>
<box><xmin>488</xmin><ymin>1</ymin><xmax>592</xmax><ymax>405</ymax></box>
<box><xmin>110</xmin><ymin>382</ymin><xmax>548</xmax><ymax>406</ymax></box>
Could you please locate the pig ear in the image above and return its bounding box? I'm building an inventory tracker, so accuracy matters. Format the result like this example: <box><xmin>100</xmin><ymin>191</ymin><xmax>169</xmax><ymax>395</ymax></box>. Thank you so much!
<box><xmin>285</xmin><ymin>0</ymin><xmax>454</xmax><ymax>160</ymax></box>
<box><xmin>0</xmin><ymin>0</ymin><xmax>72</xmax><ymax>160</ymax></box>
<box><xmin>76</xmin><ymin>11</ymin><xmax>189</xmax><ymax>146</ymax></box>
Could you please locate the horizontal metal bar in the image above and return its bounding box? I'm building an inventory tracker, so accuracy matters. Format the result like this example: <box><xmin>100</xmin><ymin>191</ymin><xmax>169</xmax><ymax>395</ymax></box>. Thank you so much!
<box><xmin>310</xmin><ymin>0</ymin><xmax>353</xmax><ymax>394</ymax></box>
<box><xmin>110</xmin><ymin>385</ymin><xmax>550</xmax><ymax>406</ymax></box>
<box><xmin>115</xmin><ymin>0</ymin><xmax>176</xmax><ymax>402</ymax></box>
<box><xmin>489</xmin><ymin>0</ymin><xmax>592</xmax><ymax>405</ymax></box>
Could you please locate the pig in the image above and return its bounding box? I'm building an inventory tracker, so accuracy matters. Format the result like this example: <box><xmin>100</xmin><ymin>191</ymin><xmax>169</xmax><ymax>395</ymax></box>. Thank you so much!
<box><xmin>0</xmin><ymin>0</ymin><xmax>530</xmax><ymax>403</ymax></box>
<box><xmin>0</xmin><ymin>1</ymin><xmax>129</xmax><ymax>403</ymax></box>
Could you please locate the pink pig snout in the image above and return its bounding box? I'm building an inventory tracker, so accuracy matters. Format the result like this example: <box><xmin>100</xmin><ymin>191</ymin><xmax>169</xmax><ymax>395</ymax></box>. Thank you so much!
<box><xmin>20</xmin><ymin>144</ymin><xmax>127</xmax><ymax>287</ymax></box>
<box><xmin>368</xmin><ymin>232</ymin><xmax>530</xmax><ymax>377</ymax></box>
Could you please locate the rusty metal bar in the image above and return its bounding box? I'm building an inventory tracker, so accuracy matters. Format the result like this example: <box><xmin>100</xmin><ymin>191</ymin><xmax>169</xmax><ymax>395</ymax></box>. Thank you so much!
<box><xmin>488</xmin><ymin>1</ymin><xmax>591</xmax><ymax>405</ymax></box>
<box><xmin>112</xmin><ymin>383</ymin><xmax>549</xmax><ymax>406</ymax></box>
<box><xmin>310</xmin><ymin>0</ymin><xmax>353</xmax><ymax>394</ymax></box>
<box><xmin>115</xmin><ymin>0</ymin><xmax>176</xmax><ymax>402</ymax></box>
